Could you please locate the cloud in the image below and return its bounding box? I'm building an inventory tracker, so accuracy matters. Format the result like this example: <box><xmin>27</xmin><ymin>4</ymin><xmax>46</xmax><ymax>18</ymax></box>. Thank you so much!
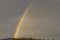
<box><xmin>17</xmin><ymin>0</ymin><xmax>60</xmax><ymax>39</ymax></box>
<box><xmin>0</xmin><ymin>0</ymin><xmax>31</xmax><ymax>39</ymax></box>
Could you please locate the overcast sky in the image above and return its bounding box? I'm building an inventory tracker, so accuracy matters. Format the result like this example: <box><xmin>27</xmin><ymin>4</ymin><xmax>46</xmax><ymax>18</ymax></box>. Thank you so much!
<box><xmin>17</xmin><ymin>0</ymin><xmax>60</xmax><ymax>40</ymax></box>
<box><xmin>0</xmin><ymin>0</ymin><xmax>60</xmax><ymax>40</ymax></box>
<box><xmin>0</xmin><ymin>0</ymin><xmax>30</xmax><ymax>39</ymax></box>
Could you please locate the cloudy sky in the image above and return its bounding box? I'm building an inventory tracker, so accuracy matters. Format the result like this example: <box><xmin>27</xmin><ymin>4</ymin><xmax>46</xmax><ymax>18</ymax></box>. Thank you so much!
<box><xmin>17</xmin><ymin>0</ymin><xmax>60</xmax><ymax>40</ymax></box>
<box><xmin>0</xmin><ymin>0</ymin><xmax>60</xmax><ymax>40</ymax></box>
<box><xmin>0</xmin><ymin>0</ymin><xmax>30</xmax><ymax>39</ymax></box>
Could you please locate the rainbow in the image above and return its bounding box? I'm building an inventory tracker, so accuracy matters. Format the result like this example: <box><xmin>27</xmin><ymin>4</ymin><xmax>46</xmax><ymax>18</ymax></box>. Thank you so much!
<box><xmin>13</xmin><ymin>1</ymin><xmax>32</xmax><ymax>38</ymax></box>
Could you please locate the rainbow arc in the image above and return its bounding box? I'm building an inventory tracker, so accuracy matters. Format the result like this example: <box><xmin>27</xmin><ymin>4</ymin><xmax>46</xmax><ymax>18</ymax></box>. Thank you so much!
<box><xmin>13</xmin><ymin>1</ymin><xmax>32</xmax><ymax>38</ymax></box>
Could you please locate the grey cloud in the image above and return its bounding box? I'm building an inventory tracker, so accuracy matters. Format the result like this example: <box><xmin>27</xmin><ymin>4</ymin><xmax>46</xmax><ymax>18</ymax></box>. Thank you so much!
<box><xmin>0</xmin><ymin>0</ymin><xmax>30</xmax><ymax>39</ymax></box>
<box><xmin>17</xmin><ymin>0</ymin><xmax>60</xmax><ymax>40</ymax></box>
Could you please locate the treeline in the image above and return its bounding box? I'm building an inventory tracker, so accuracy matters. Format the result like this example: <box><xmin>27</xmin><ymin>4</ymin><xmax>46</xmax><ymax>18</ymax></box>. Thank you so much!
<box><xmin>0</xmin><ymin>38</ymin><xmax>54</xmax><ymax>40</ymax></box>
<box><xmin>13</xmin><ymin>38</ymin><xmax>54</xmax><ymax>40</ymax></box>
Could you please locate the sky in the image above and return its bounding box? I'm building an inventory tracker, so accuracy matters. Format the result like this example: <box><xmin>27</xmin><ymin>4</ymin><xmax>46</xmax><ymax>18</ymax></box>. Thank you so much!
<box><xmin>0</xmin><ymin>0</ymin><xmax>60</xmax><ymax>40</ymax></box>
<box><xmin>0</xmin><ymin>0</ymin><xmax>30</xmax><ymax>39</ymax></box>
<box><xmin>17</xmin><ymin>0</ymin><xmax>60</xmax><ymax>40</ymax></box>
